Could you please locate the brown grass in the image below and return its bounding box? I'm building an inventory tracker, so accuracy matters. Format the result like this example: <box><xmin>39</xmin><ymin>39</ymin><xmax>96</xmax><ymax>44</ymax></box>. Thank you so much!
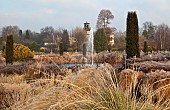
<box><xmin>0</xmin><ymin>63</ymin><xmax>170</xmax><ymax>110</ymax></box>
<box><xmin>119</xmin><ymin>69</ymin><xmax>170</xmax><ymax>107</ymax></box>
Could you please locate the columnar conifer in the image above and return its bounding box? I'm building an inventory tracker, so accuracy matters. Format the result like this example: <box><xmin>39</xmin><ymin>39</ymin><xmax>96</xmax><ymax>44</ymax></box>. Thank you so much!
<box><xmin>59</xmin><ymin>43</ymin><xmax>64</xmax><ymax>56</ymax></box>
<box><xmin>83</xmin><ymin>43</ymin><xmax>87</xmax><ymax>57</ymax></box>
<box><xmin>6</xmin><ymin>35</ymin><xmax>14</xmax><ymax>64</ymax></box>
<box><xmin>126</xmin><ymin>11</ymin><xmax>140</xmax><ymax>58</ymax></box>
<box><xmin>143</xmin><ymin>41</ymin><xmax>148</xmax><ymax>53</ymax></box>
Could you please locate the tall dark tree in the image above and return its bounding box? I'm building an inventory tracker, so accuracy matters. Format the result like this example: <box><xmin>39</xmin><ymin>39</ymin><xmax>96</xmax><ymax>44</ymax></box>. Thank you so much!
<box><xmin>143</xmin><ymin>41</ymin><xmax>148</xmax><ymax>53</ymax></box>
<box><xmin>59</xmin><ymin>43</ymin><xmax>64</xmax><ymax>56</ymax></box>
<box><xmin>2</xmin><ymin>46</ymin><xmax>5</xmax><ymax>53</ymax></box>
<box><xmin>126</xmin><ymin>11</ymin><xmax>140</xmax><ymax>58</ymax></box>
<box><xmin>19</xmin><ymin>29</ymin><xmax>23</xmax><ymax>43</ymax></box>
<box><xmin>6</xmin><ymin>35</ymin><xmax>14</xmax><ymax>64</ymax></box>
<box><xmin>83</xmin><ymin>43</ymin><xmax>87</xmax><ymax>57</ymax></box>
<box><xmin>94</xmin><ymin>28</ymin><xmax>108</xmax><ymax>53</ymax></box>
<box><xmin>96</xmin><ymin>9</ymin><xmax>114</xmax><ymax>29</ymax></box>
<box><xmin>19</xmin><ymin>29</ymin><xmax>22</xmax><ymax>37</ymax></box>
<box><xmin>0</xmin><ymin>37</ymin><xmax>4</xmax><ymax>50</ymax></box>
<box><xmin>61</xmin><ymin>29</ymin><xmax>70</xmax><ymax>51</ymax></box>
<box><xmin>25</xmin><ymin>30</ymin><xmax>30</xmax><ymax>39</ymax></box>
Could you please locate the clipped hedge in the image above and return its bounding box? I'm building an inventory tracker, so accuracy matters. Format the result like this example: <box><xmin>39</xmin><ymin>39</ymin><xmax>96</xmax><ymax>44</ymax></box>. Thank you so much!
<box><xmin>67</xmin><ymin>48</ymin><xmax>73</xmax><ymax>52</ymax></box>
<box><xmin>111</xmin><ymin>48</ymin><xmax>118</xmax><ymax>52</ymax></box>
<box><xmin>13</xmin><ymin>43</ymin><xmax>34</xmax><ymax>61</ymax></box>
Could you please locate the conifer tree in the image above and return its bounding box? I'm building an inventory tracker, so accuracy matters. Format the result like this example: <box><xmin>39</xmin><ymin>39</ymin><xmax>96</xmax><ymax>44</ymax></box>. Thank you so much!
<box><xmin>59</xmin><ymin>43</ymin><xmax>64</xmax><ymax>56</ymax></box>
<box><xmin>143</xmin><ymin>41</ymin><xmax>148</xmax><ymax>53</ymax></box>
<box><xmin>126</xmin><ymin>11</ymin><xmax>140</xmax><ymax>58</ymax></box>
<box><xmin>83</xmin><ymin>43</ymin><xmax>87</xmax><ymax>57</ymax></box>
<box><xmin>25</xmin><ymin>30</ymin><xmax>30</xmax><ymax>39</ymax></box>
<box><xmin>94</xmin><ymin>28</ymin><xmax>108</xmax><ymax>53</ymax></box>
<box><xmin>6</xmin><ymin>35</ymin><xmax>14</xmax><ymax>64</ymax></box>
<box><xmin>61</xmin><ymin>29</ymin><xmax>70</xmax><ymax>51</ymax></box>
<box><xmin>19</xmin><ymin>30</ymin><xmax>22</xmax><ymax>37</ymax></box>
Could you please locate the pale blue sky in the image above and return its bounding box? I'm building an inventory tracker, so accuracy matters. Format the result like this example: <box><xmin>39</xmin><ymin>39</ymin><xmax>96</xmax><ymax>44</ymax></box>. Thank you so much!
<box><xmin>0</xmin><ymin>0</ymin><xmax>170</xmax><ymax>32</ymax></box>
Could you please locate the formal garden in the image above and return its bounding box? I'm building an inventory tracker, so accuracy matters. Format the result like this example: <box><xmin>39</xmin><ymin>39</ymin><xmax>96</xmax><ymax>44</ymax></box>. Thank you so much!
<box><xmin>0</xmin><ymin>10</ymin><xmax>170</xmax><ymax>110</ymax></box>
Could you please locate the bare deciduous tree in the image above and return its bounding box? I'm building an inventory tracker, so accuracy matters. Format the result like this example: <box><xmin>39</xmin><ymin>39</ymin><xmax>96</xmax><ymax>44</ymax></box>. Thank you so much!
<box><xmin>71</xmin><ymin>27</ymin><xmax>87</xmax><ymax>51</ymax></box>
<box><xmin>114</xmin><ymin>31</ymin><xmax>126</xmax><ymax>51</ymax></box>
<box><xmin>154</xmin><ymin>23</ymin><xmax>170</xmax><ymax>50</ymax></box>
<box><xmin>40</xmin><ymin>26</ymin><xmax>55</xmax><ymax>43</ymax></box>
<box><xmin>142</xmin><ymin>21</ymin><xmax>156</xmax><ymax>39</ymax></box>
<box><xmin>96</xmin><ymin>9</ymin><xmax>114</xmax><ymax>29</ymax></box>
<box><xmin>1</xmin><ymin>26</ymin><xmax>21</xmax><ymax>43</ymax></box>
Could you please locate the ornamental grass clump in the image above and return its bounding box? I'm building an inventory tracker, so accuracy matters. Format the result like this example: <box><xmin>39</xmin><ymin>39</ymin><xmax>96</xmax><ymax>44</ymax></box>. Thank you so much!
<box><xmin>1</xmin><ymin>63</ymin><xmax>170</xmax><ymax>110</ymax></box>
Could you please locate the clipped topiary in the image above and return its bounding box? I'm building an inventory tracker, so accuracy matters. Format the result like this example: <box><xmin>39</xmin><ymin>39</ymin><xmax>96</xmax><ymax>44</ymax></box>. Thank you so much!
<box><xmin>13</xmin><ymin>43</ymin><xmax>34</xmax><ymax>61</ymax></box>
<box><xmin>83</xmin><ymin>43</ymin><xmax>87</xmax><ymax>57</ymax></box>
<box><xmin>40</xmin><ymin>47</ymin><xmax>45</xmax><ymax>53</ymax></box>
<box><xmin>111</xmin><ymin>48</ymin><xmax>118</xmax><ymax>52</ymax></box>
<box><xmin>143</xmin><ymin>41</ymin><xmax>148</xmax><ymax>53</ymax></box>
<box><xmin>59</xmin><ymin>43</ymin><xmax>64</xmax><ymax>56</ymax></box>
<box><xmin>6</xmin><ymin>35</ymin><xmax>14</xmax><ymax>64</ymax></box>
<box><xmin>148</xmin><ymin>46</ymin><xmax>152</xmax><ymax>52</ymax></box>
<box><xmin>67</xmin><ymin>48</ymin><xmax>73</xmax><ymax>52</ymax></box>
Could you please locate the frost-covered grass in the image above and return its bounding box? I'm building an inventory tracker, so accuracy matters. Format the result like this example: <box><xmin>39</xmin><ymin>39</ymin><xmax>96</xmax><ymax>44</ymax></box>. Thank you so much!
<box><xmin>0</xmin><ymin>63</ymin><xmax>170</xmax><ymax>110</ymax></box>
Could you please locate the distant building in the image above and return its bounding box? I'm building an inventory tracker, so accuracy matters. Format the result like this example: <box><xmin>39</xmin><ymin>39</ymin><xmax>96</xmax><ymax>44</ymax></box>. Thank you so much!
<box><xmin>108</xmin><ymin>34</ymin><xmax>114</xmax><ymax>46</ymax></box>
<box><xmin>44</xmin><ymin>43</ymin><xmax>57</xmax><ymax>53</ymax></box>
<box><xmin>84</xmin><ymin>22</ymin><xmax>91</xmax><ymax>51</ymax></box>
<box><xmin>84</xmin><ymin>21</ymin><xmax>91</xmax><ymax>35</ymax></box>
<box><xmin>84</xmin><ymin>22</ymin><xmax>91</xmax><ymax>43</ymax></box>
